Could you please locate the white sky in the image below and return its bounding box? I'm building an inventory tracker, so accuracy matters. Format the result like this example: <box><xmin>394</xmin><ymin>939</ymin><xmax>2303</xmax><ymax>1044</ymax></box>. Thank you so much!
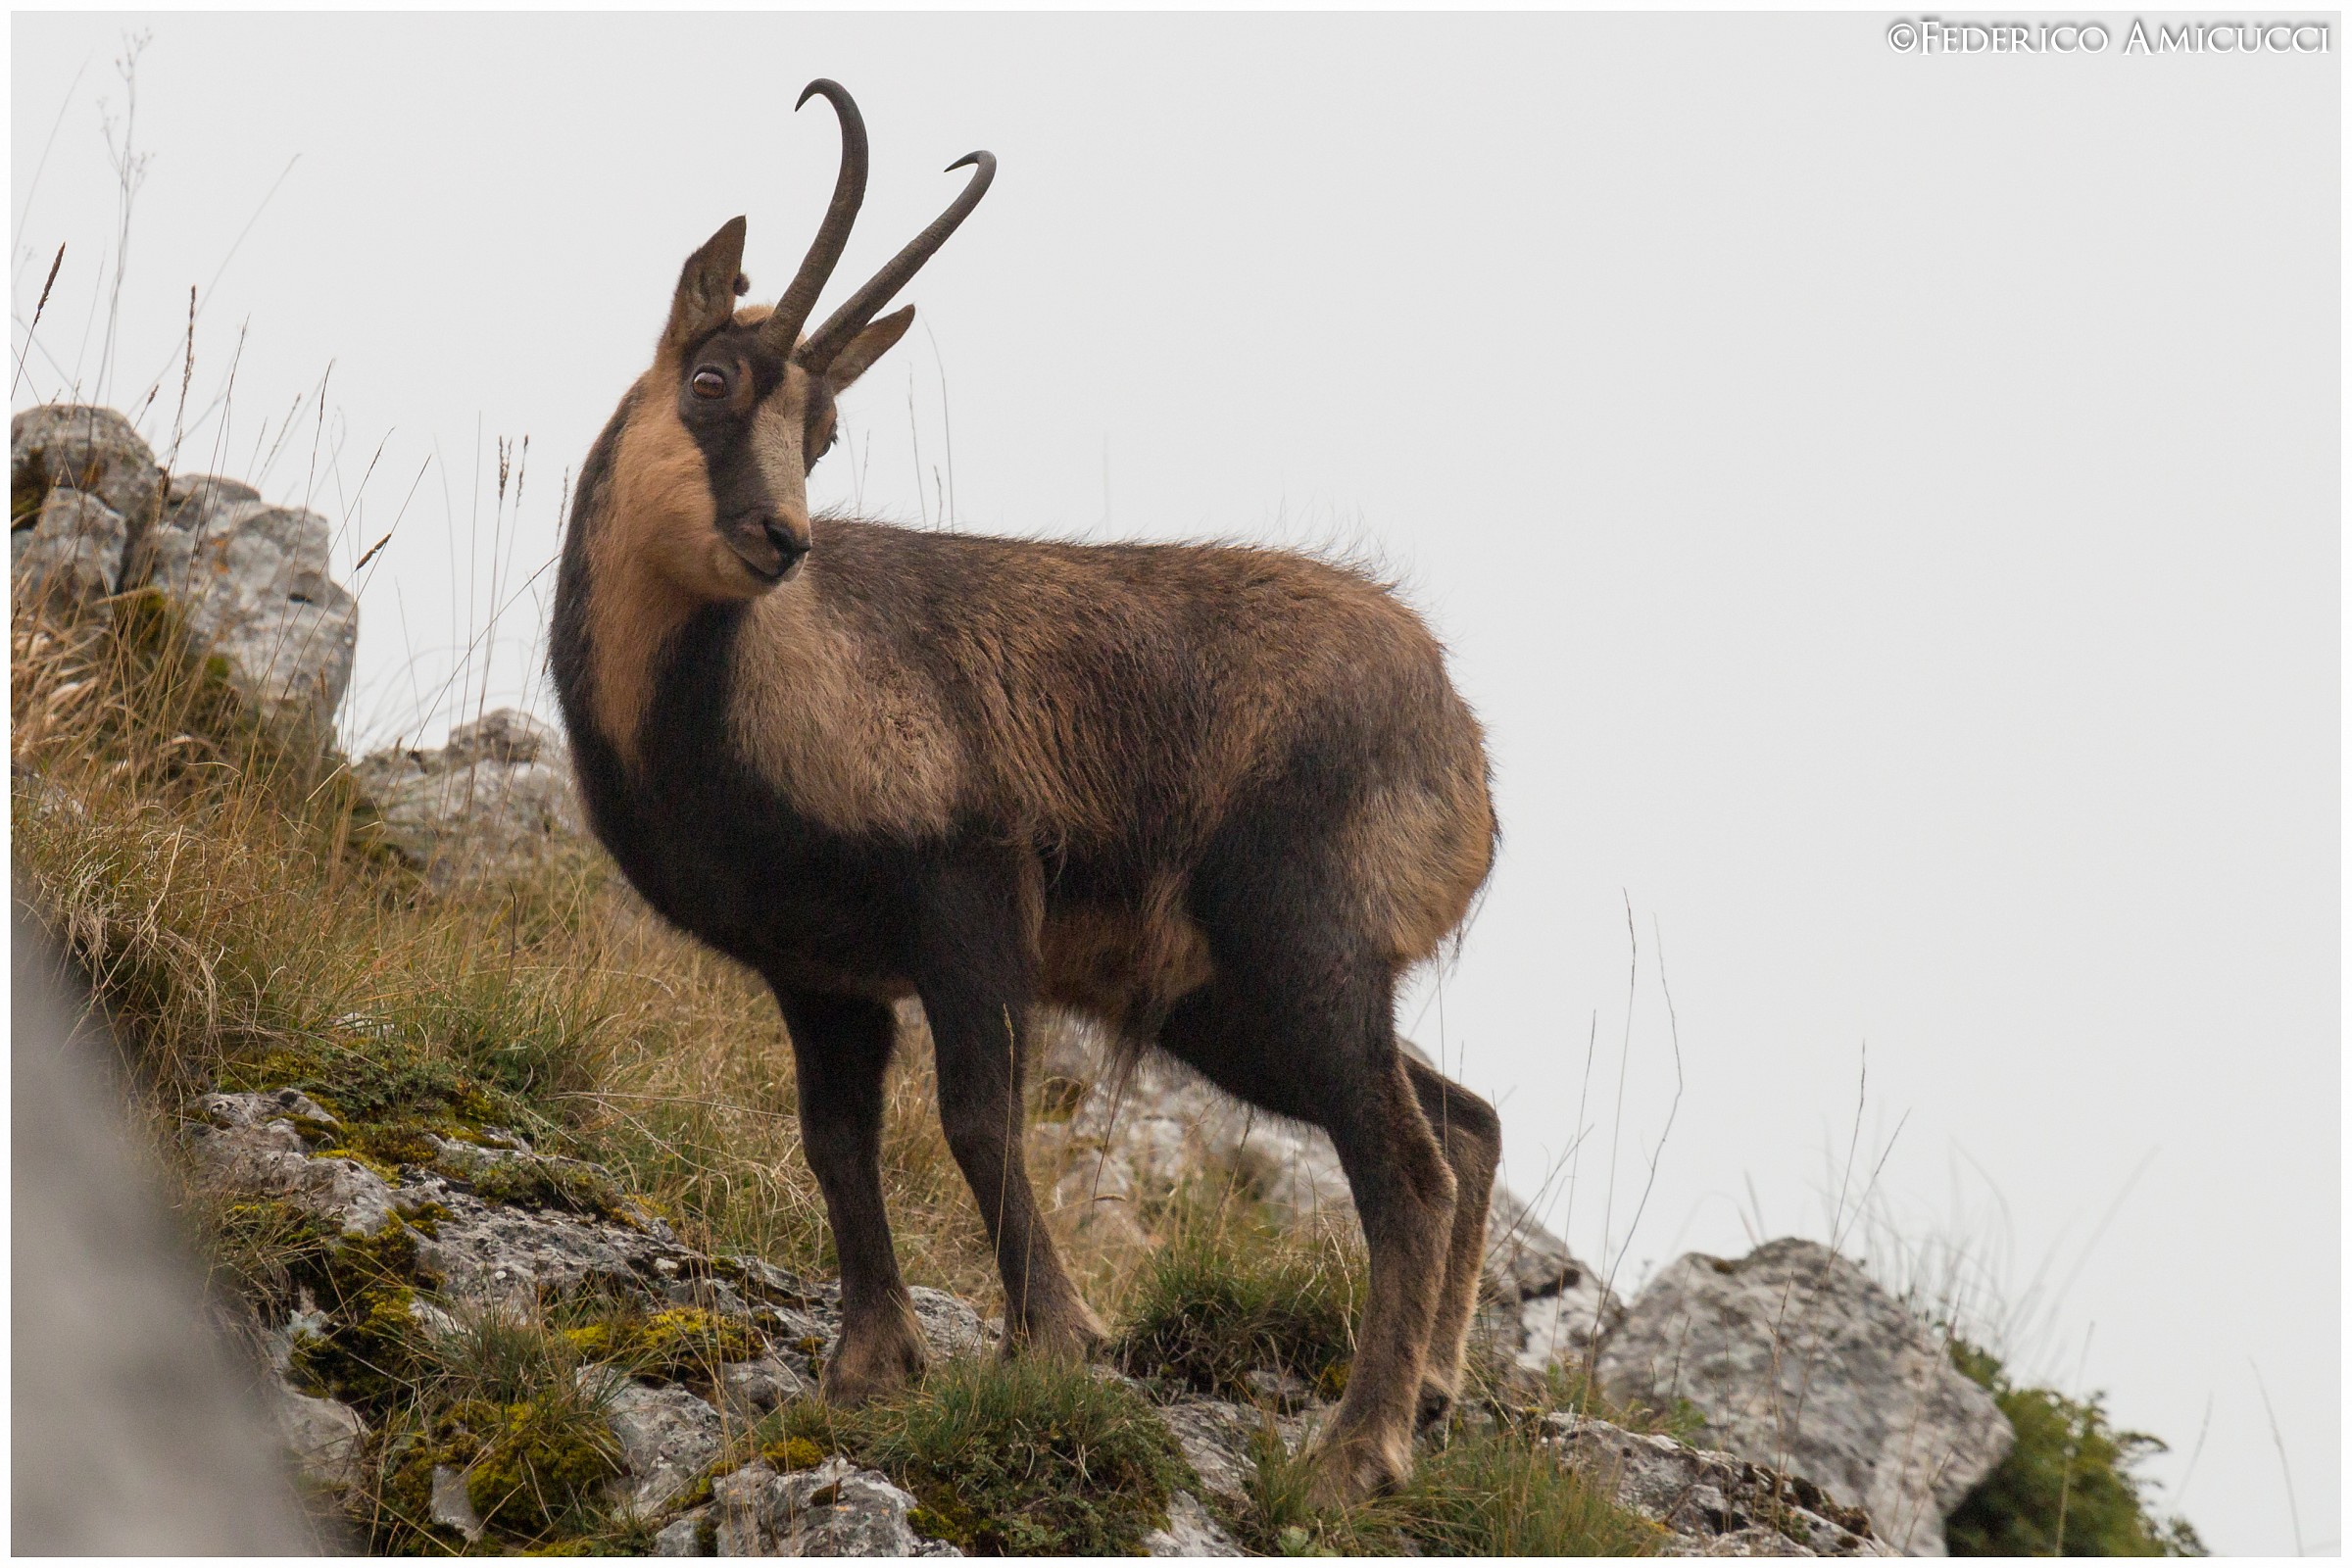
<box><xmin>12</xmin><ymin>12</ymin><xmax>2337</xmax><ymax>1553</ymax></box>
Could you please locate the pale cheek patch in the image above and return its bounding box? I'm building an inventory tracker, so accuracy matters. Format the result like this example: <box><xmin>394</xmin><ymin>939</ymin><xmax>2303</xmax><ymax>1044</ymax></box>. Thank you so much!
<box><xmin>750</xmin><ymin>400</ymin><xmax>810</xmax><ymax>535</ymax></box>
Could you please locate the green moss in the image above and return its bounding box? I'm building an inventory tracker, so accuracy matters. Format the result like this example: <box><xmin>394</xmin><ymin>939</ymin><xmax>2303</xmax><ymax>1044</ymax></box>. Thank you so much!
<box><xmin>1945</xmin><ymin>1340</ymin><xmax>2205</xmax><ymax>1556</ymax></box>
<box><xmin>561</xmin><ymin>1305</ymin><xmax>760</xmax><ymax>1388</ymax></box>
<box><xmin>760</xmin><ymin>1435</ymin><xmax>828</xmax><ymax>1472</ymax></box>
<box><xmin>379</xmin><ymin>1395</ymin><xmax>623</xmax><ymax>1551</ymax></box>
<box><xmin>293</xmin><ymin>1284</ymin><xmax>427</xmax><ymax>1409</ymax></box>
<box><xmin>451</xmin><ymin>1152</ymin><xmax>630</xmax><ymax>1222</ymax></box>
<box><xmin>283</xmin><ymin>1213</ymin><xmax>444</xmax><ymax>1411</ymax></box>
<box><xmin>1115</xmin><ymin>1212</ymin><xmax>1364</xmax><ymax>1402</ymax></box>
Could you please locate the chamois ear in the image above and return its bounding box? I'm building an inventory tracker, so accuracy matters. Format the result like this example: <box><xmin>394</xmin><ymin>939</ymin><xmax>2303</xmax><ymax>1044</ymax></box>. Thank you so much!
<box><xmin>663</xmin><ymin>217</ymin><xmax>749</xmax><ymax>357</ymax></box>
<box><xmin>823</xmin><ymin>305</ymin><xmax>915</xmax><ymax>391</ymax></box>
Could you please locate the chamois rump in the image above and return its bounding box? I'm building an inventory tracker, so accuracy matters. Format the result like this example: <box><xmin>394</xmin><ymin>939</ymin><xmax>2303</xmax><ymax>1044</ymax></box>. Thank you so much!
<box><xmin>549</xmin><ymin>80</ymin><xmax>1502</xmax><ymax>1502</ymax></box>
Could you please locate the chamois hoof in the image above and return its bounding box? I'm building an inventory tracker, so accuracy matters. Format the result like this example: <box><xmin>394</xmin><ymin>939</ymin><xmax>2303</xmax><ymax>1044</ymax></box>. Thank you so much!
<box><xmin>1302</xmin><ymin>1427</ymin><xmax>1412</xmax><ymax>1510</ymax></box>
<box><xmin>819</xmin><ymin>1328</ymin><xmax>927</xmax><ymax>1407</ymax></box>
<box><xmin>1003</xmin><ymin>1297</ymin><xmax>1109</xmax><ymax>1362</ymax></box>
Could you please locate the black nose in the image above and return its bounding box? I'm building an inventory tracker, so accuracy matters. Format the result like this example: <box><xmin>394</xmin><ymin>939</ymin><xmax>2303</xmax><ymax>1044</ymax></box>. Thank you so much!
<box><xmin>763</xmin><ymin>520</ymin><xmax>808</xmax><ymax>565</ymax></box>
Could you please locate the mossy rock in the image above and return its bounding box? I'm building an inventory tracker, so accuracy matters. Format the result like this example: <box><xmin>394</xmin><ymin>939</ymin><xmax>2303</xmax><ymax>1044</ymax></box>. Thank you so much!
<box><xmin>562</xmin><ymin>1305</ymin><xmax>760</xmax><ymax>1388</ymax></box>
<box><xmin>380</xmin><ymin>1395</ymin><xmax>623</xmax><ymax>1549</ymax></box>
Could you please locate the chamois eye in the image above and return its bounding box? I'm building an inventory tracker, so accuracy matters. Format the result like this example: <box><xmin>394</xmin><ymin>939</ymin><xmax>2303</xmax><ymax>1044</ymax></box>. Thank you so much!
<box><xmin>691</xmin><ymin>368</ymin><xmax>728</xmax><ymax>400</ymax></box>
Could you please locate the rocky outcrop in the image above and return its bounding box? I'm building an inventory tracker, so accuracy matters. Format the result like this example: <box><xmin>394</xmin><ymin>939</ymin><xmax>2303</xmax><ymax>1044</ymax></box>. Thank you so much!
<box><xmin>710</xmin><ymin>1456</ymin><xmax>958</xmax><ymax>1556</ymax></box>
<box><xmin>603</xmin><ymin>1381</ymin><xmax>726</xmax><ymax>1513</ymax></box>
<box><xmin>1144</xmin><ymin>1491</ymin><xmax>1243</xmax><ymax>1556</ymax></box>
<box><xmin>14</xmin><ymin>488</ymin><xmax>130</xmax><ymax>601</ymax></box>
<box><xmin>11</xmin><ymin>404</ymin><xmax>165</xmax><ymax>551</ymax></box>
<box><xmin>141</xmin><ymin>484</ymin><xmax>358</xmax><ymax>739</ymax></box>
<box><xmin>1597</xmin><ymin>1239</ymin><xmax>2014</xmax><ymax>1555</ymax></box>
<box><xmin>351</xmin><ymin>709</ymin><xmax>582</xmax><ymax>885</ymax></box>
<box><xmin>9</xmin><ymin>406</ymin><xmax>357</xmax><ymax>741</ymax></box>
<box><xmin>182</xmin><ymin>1081</ymin><xmax>1902</xmax><ymax>1559</ymax></box>
<box><xmin>1546</xmin><ymin>1413</ymin><xmax>1890</xmax><ymax>1557</ymax></box>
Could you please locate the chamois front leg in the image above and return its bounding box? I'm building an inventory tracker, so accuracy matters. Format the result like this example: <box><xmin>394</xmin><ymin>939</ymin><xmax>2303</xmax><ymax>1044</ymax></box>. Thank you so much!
<box><xmin>914</xmin><ymin>873</ymin><xmax>1105</xmax><ymax>1359</ymax></box>
<box><xmin>775</xmin><ymin>987</ymin><xmax>929</xmax><ymax>1405</ymax></box>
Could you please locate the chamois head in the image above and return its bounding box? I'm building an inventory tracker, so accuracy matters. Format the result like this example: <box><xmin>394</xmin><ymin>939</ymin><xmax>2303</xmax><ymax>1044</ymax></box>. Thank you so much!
<box><xmin>631</xmin><ymin>80</ymin><xmax>993</xmax><ymax>598</ymax></box>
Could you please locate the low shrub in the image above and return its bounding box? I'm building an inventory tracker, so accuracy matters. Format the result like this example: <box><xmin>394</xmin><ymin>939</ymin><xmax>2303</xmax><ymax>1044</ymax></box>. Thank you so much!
<box><xmin>1945</xmin><ymin>1340</ymin><xmax>2205</xmax><ymax>1556</ymax></box>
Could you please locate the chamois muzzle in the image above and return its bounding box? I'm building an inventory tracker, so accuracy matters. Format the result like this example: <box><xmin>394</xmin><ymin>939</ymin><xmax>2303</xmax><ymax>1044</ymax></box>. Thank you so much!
<box><xmin>762</xmin><ymin>519</ymin><xmax>810</xmax><ymax>577</ymax></box>
<box><xmin>721</xmin><ymin>513</ymin><xmax>810</xmax><ymax>585</ymax></box>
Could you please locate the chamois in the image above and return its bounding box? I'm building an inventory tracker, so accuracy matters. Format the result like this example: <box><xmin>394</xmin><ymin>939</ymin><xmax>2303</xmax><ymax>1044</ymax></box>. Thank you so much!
<box><xmin>550</xmin><ymin>80</ymin><xmax>1502</xmax><ymax>1502</ymax></box>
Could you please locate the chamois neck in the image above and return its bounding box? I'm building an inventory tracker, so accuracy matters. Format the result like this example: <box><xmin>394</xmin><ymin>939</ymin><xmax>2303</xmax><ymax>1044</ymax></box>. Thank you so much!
<box><xmin>579</xmin><ymin>514</ymin><xmax>709</xmax><ymax>770</ymax></box>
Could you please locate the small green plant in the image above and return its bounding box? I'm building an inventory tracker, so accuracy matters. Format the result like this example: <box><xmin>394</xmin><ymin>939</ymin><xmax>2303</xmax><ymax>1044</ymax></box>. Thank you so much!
<box><xmin>1114</xmin><ymin>1204</ymin><xmax>1364</xmax><ymax>1401</ymax></box>
<box><xmin>1945</xmin><ymin>1340</ymin><xmax>2205</xmax><ymax>1556</ymax></box>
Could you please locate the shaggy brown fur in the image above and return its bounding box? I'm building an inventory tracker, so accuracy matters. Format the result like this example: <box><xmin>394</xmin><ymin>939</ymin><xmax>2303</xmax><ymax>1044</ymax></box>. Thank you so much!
<box><xmin>549</xmin><ymin>86</ymin><xmax>1503</xmax><ymax>1504</ymax></box>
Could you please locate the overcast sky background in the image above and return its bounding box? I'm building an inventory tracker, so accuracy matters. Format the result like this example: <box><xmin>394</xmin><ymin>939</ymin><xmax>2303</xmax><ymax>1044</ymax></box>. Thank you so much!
<box><xmin>12</xmin><ymin>13</ymin><xmax>2337</xmax><ymax>1553</ymax></box>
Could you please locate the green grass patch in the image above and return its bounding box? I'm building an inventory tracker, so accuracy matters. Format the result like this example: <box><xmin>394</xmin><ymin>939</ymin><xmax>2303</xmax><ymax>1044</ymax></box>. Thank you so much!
<box><xmin>763</xmin><ymin>1356</ymin><xmax>1192</xmax><ymax>1555</ymax></box>
<box><xmin>1945</xmin><ymin>1340</ymin><xmax>2205</xmax><ymax>1556</ymax></box>
<box><xmin>1113</xmin><ymin>1207</ymin><xmax>1364</xmax><ymax>1402</ymax></box>
<box><xmin>1242</xmin><ymin>1415</ymin><xmax>1663</xmax><ymax>1556</ymax></box>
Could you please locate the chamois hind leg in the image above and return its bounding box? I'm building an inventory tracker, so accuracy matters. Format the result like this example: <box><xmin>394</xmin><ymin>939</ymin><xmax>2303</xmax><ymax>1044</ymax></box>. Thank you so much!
<box><xmin>1157</xmin><ymin>956</ymin><xmax>1457</xmax><ymax>1505</ymax></box>
<box><xmin>774</xmin><ymin>987</ymin><xmax>928</xmax><ymax>1405</ymax></box>
<box><xmin>913</xmin><ymin>863</ymin><xmax>1105</xmax><ymax>1359</ymax></box>
<box><xmin>1401</xmin><ymin>1054</ymin><xmax>1501</xmax><ymax>1428</ymax></box>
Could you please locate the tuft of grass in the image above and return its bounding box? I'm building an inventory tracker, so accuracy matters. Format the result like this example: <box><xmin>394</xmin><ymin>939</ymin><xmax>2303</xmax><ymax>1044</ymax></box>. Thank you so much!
<box><xmin>764</xmin><ymin>1356</ymin><xmax>1192</xmax><ymax>1555</ymax></box>
<box><xmin>1945</xmin><ymin>1340</ymin><xmax>2206</xmax><ymax>1557</ymax></box>
<box><xmin>1242</xmin><ymin>1415</ymin><xmax>1662</xmax><ymax>1556</ymax></box>
<box><xmin>1113</xmin><ymin>1202</ymin><xmax>1365</xmax><ymax>1402</ymax></box>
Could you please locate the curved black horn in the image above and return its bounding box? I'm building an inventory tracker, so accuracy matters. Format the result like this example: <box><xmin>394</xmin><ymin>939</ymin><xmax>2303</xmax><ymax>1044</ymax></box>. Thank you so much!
<box><xmin>797</xmin><ymin>151</ymin><xmax>995</xmax><ymax>373</ymax></box>
<box><xmin>760</xmin><ymin>80</ymin><xmax>869</xmax><ymax>355</ymax></box>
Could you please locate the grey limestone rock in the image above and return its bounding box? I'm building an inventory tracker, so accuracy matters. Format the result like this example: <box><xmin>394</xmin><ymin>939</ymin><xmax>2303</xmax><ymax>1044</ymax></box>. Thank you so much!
<box><xmin>1595</xmin><ymin>1239</ymin><xmax>2013</xmax><ymax>1555</ymax></box>
<box><xmin>1550</xmin><ymin>1412</ymin><xmax>1892</xmax><ymax>1557</ymax></box>
<box><xmin>715</xmin><ymin>1355</ymin><xmax>815</xmax><ymax>1422</ymax></box>
<box><xmin>603</xmin><ymin>1379</ymin><xmax>726</xmax><ymax>1513</ymax></box>
<box><xmin>180</xmin><ymin>1090</ymin><xmax>402</xmax><ymax>1237</ymax></box>
<box><xmin>1143</xmin><ymin>1490</ymin><xmax>1242</xmax><ymax>1556</ymax></box>
<box><xmin>654</xmin><ymin>1509</ymin><xmax>710</xmax><ymax>1554</ymax></box>
<box><xmin>430</xmin><ymin>1463</ymin><xmax>487</xmax><ymax>1542</ymax></box>
<box><xmin>141</xmin><ymin>489</ymin><xmax>357</xmax><ymax>739</ymax></box>
<box><xmin>710</xmin><ymin>1455</ymin><xmax>958</xmax><ymax>1556</ymax></box>
<box><xmin>352</xmin><ymin>708</ymin><xmax>579</xmax><ymax>886</ymax></box>
<box><xmin>269</xmin><ymin>1381</ymin><xmax>368</xmax><ymax>1492</ymax></box>
<box><xmin>1155</xmin><ymin>1396</ymin><xmax>1264</xmax><ymax>1511</ymax></box>
<box><xmin>14</xmin><ymin>488</ymin><xmax>128</xmax><ymax>602</ymax></box>
<box><xmin>11</xmin><ymin>405</ymin><xmax>165</xmax><ymax>563</ymax></box>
